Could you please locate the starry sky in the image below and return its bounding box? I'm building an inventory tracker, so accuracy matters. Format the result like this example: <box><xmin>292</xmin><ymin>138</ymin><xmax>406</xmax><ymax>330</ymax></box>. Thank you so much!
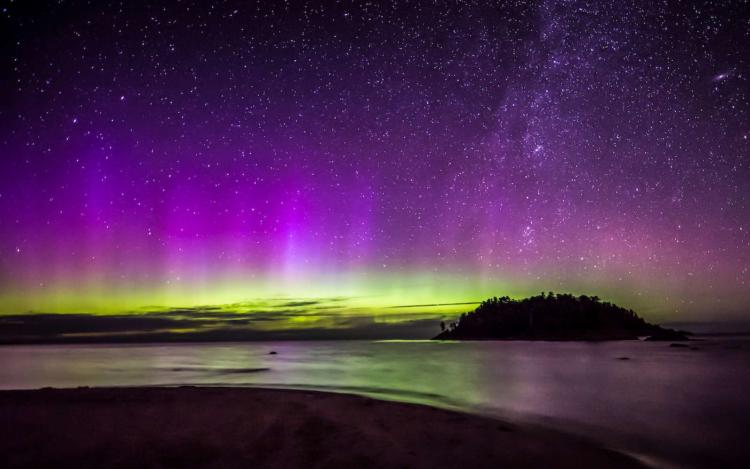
<box><xmin>1</xmin><ymin>1</ymin><xmax>749</xmax><ymax>340</ymax></box>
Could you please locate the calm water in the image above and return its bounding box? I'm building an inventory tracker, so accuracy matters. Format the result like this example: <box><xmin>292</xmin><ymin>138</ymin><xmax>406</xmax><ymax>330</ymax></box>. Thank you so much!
<box><xmin>1</xmin><ymin>339</ymin><xmax>749</xmax><ymax>468</ymax></box>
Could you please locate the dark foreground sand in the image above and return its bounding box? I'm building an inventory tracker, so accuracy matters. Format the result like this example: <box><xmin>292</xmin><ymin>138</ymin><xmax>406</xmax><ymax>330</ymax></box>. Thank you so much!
<box><xmin>0</xmin><ymin>387</ymin><xmax>641</xmax><ymax>468</ymax></box>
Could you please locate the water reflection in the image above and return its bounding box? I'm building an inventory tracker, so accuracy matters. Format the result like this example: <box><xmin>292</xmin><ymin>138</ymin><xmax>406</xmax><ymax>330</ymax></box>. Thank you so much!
<box><xmin>1</xmin><ymin>339</ymin><xmax>748</xmax><ymax>468</ymax></box>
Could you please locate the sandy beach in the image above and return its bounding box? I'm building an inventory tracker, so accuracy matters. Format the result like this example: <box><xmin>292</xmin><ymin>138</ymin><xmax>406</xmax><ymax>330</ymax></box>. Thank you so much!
<box><xmin>0</xmin><ymin>386</ymin><xmax>640</xmax><ymax>468</ymax></box>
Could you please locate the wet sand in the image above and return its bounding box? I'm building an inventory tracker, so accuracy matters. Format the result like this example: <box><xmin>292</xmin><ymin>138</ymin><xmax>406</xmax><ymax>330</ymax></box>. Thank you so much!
<box><xmin>0</xmin><ymin>387</ymin><xmax>641</xmax><ymax>468</ymax></box>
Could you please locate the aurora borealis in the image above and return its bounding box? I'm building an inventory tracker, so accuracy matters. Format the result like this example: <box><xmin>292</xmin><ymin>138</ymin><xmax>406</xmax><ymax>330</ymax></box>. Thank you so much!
<box><xmin>1</xmin><ymin>1</ymin><xmax>749</xmax><ymax>339</ymax></box>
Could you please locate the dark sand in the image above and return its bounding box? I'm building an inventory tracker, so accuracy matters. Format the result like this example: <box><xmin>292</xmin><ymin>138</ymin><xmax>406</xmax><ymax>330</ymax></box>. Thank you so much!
<box><xmin>0</xmin><ymin>387</ymin><xmax>641</xmax><ymax>468</ymax></box>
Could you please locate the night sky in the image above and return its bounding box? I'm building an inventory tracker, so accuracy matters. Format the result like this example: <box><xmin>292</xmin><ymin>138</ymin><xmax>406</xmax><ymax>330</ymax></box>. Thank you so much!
<box><xmin>1</xmin><ymin>1</ymin><xmax>749</xmax><ymax>339</ymax></box>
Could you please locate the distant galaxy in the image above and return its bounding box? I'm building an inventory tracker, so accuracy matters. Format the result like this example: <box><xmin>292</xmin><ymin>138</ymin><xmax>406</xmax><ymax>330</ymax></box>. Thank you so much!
<box><xmin>0</xmin><ymin>1</ymin><xmax>748</xmax><ymax>333</ymax></box>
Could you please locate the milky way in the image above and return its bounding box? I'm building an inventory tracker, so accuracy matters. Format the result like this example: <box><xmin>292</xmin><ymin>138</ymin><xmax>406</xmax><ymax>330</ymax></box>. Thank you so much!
<box><xmin>1</xmin><ymin>1</ymin><xmax>748</xmax><ymax>329</ymax></box>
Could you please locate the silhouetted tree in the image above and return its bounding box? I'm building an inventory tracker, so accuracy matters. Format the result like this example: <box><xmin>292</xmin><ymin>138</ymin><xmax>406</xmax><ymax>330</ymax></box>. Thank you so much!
<box><xmin>434</xmin><ymin>293</ymin><xmax>666</xmax><ymax>340</ymax></box>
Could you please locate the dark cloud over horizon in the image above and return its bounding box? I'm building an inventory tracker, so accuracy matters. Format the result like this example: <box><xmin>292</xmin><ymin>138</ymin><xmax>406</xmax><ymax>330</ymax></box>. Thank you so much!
<box><xmin>0</xmin><ymin>297</ymin><xmax>449</xmax><ymax>344</ymax></box>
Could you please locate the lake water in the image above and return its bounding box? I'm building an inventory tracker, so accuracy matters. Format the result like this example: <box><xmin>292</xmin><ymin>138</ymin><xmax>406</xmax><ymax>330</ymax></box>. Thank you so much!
<box><xmin>1</xmin><ymin>338</ymin><xmax>748</xmax><ymax>468</ymax></box>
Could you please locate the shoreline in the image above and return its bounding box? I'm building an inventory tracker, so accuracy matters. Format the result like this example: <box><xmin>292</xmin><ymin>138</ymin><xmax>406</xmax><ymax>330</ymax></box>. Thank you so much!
<box><xmin>0</xmin><ymin>386</ymin><xmax>642</xmax><ymax>468</ymax></box>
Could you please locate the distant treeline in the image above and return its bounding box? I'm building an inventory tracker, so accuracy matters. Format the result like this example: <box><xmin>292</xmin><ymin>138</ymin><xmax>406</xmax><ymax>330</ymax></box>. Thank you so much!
<box><xmin>434</xmin><ymin>293</ymin><xmax>688</xmax><ymax>341</ymax></box>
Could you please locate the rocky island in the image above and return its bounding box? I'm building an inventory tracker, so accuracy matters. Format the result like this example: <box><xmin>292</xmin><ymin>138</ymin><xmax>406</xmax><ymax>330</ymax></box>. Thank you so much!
<box><xmin>434</xmin><ymin>293</ymin><xmax>690</xmax><ymax>341</ymax></box>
